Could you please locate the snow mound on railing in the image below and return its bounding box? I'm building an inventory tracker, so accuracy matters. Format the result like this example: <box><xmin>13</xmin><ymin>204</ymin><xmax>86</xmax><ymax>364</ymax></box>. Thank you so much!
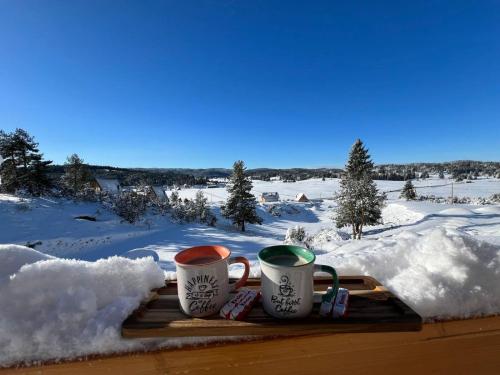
<box><xmin>318</xmin><ymin>228</ymin><xmax>500</xmax><ymax>321</ymax></box>
<box><xmin>0</xmin><ymin>246</ymin><xmax>165</xmax><ymax>367</ymax></box>
<box><xmin>0</xmin><ymin>244</ymin><xmax>54</xmax><ymax>282</ymax></box>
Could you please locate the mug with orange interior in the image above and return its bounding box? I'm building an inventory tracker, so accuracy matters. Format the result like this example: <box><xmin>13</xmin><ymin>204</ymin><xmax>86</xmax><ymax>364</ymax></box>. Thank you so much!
<box><xmin>174</xmin><ymin>245</ymin><xmax>250</xmax><ymax>317</ymax></box>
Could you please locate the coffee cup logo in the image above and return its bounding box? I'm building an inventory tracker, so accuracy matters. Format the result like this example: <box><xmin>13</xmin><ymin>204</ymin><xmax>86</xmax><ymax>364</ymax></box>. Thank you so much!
<box><xmin>270</xmin><ymin>275</ymin><xmax>301</xmax><ymax>315</ymax></box>
<box><xmin>185</xmin><ymin>275</ymin><xmax>220</xmax><ymax>314</ymax></box>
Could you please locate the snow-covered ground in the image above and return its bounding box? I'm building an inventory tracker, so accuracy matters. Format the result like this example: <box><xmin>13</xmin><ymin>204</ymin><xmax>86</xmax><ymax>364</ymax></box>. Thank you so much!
<box><xmin>175</xmin><ymin>176</ymin><xmax>500</xmax><ymax>202</ymax></box>
<box><xmin>1</xmin><ymin>176</ymin><xmax>500</xmax><ymax>366</ymax></box>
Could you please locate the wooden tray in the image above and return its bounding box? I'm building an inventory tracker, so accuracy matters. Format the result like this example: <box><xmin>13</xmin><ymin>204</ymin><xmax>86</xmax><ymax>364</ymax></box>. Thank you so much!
<box><xmin>122</xmin><ymin>276</ymin><xmax>422</xmax><ymax>338</ymax></box>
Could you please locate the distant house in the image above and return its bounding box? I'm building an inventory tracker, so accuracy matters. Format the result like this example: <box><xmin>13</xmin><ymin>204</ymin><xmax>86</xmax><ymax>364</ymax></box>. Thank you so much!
<box><xmin>260</xmin><ymin>192</ymin><xmax>280</xmax><ymax>203</ymax></box>
<box><xmin>90</xmin><ymin>178</ymin><xmax>121</xmax><ymax>195</ymax></box>
<box><xmin>295</xmin><ymin>193</ymin><xmax>309</xmax><ymax>202</ymax></box>
<box><xmin>149</xmin><ymin>186</ymin><xmax>168</xmax><ymax>202</ymax></box>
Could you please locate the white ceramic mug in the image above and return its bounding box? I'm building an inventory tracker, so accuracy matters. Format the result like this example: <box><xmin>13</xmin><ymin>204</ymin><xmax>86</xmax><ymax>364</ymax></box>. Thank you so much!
<box><xmin>175</xmin><ymin>245</ymin><xmax>250</xmax><ymax>317</ymax></box>
<box><xmin>258</xmin><ymin>245</ymin><xmax>339</xmax><ymax>319</ymax></box>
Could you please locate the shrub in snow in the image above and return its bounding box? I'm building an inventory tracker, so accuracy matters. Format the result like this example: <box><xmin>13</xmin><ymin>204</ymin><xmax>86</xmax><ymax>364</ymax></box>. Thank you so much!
<box><xmin>150</xmin><ymin>191</ymin><xmax>170</xmax><ymax>215</ymax></box>
<box><xmin>169</xmin><ymin>191</ymin><xmax>216</xmax><ymax>226</ymax></box>
<box><xmin>310</xmin><ymin>228</ymin><xmax>351</xmax><ymax>245</ymax></box>
<box><xmin>416</xmin><ymin>194</ymin><xmax>497</xmax><ymax>205</ymax></box>
<box><xmin>113</xmin><ymin>191</ymin><xmax>147</xmax><ymax>223</ymax></box>
<box><xmin>490</xmin><ymin>193</ymin><xmax>500</xmax><ymax>203</ymax></box>
<box><xmin>416</xmin><ymin>194</ymin><xmax>447</xmax><ymax>204</ymax></box>
<box><xmin>284</xmin><ymin>226</ymin><xmax>313</xmax><ymax>249</ymax></box>
<box><xmin>75</xmin><ymin>183</ymin><xmax>100</xmax><ymax>202</ymax></box>
<box><xmin>0</xmin><ymin>249</ymin><xmax>165</xmax><ymax>367</ymax></box>
<box><xmin>284</xmin><ymin>226</ymin><xmax>350</xmax><ymax>250</ymax></box>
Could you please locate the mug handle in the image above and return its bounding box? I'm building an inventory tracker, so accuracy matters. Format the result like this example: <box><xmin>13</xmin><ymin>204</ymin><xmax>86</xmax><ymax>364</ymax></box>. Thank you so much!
<box><xmin>314</xmin><ymin>264</ymin><xmax>339</xmax><ymax>304</ymax></box>
<box><xmin>228</xmin><ymin>256</ymin><xmax>250</xmax><ymax>291</ymax></box>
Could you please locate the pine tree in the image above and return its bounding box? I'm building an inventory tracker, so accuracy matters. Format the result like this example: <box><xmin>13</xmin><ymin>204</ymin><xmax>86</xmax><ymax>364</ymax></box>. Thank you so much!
<box><xmin>0</xmin><ymin>130</ymin><xmax>18</xmax><ymax>192</ymax></box>
<box><xmin>194</xmin><ymin>190</ymin><xmax>216</xmax><ymax>224</ymax></box>
<box><xmin>113</xmin><ymin>191</ymin><xmax>147</xmax><ymax>223</ymax></box>
<box><xmin>400</xmin><ymin>180</ymin><xmax>417</xmax><ymax>200</ymax></box>
<box><xmin>26</xmin><ymin>154</ymin><xmax>52</xmax><ymax>195</ymax></box>
<box><xmin>334</xmin><ymin>139</ymin><xmax>386</xmax><ymax>239</ymax></box>
<box><xmin>221</xmin><ymin>160</ymin><xmax>262</xmax><ymax>231</ymax></box>
<box><xmin>62</xmin><ymin>154</ymin><xmax>91</xmax><ymax>196</ymax></box>
<box><xmin>169</xmin><ymin>190</ymin><xmax>180</xmax><ymax>206</ymax></box>
<box><xmin>169</xmin><ymin>191</ymin><xmax>187</xmax><ymax>222</ymax></box>
<box><xmin>0</xmin><ymin>129</ymin><xmax>52</xmax><ymax>194</ymax></box>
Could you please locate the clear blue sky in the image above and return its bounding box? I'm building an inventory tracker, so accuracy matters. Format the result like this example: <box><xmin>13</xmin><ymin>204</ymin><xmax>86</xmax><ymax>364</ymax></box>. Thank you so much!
<box><xmin>1</xmin><ymin>1</ymin><xmax>499</xmax><ymax>168</ymax></box>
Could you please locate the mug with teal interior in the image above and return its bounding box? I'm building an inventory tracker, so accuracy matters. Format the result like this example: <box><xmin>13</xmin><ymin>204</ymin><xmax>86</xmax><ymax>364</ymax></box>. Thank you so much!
<box><xmin>258</xmin><ymin>245</ymin><xmax>338</xmax><ymax>319</ymax></box>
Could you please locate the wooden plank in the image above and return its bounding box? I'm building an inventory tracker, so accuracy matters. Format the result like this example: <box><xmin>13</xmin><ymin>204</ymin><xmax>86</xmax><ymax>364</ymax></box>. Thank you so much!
<box><xmin>4</xmin><ymin>316</ymin><xmax>500</xmax><ymax>374</ymax></box>
<box><xmin>121</xmin><ymin>276</ymin><xmax>422</xmax><ymax>338</ymax></box>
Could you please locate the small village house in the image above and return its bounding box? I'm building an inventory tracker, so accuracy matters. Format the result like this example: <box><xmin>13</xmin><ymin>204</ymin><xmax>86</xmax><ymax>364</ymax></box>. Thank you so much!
<box><xmin>90</xmin><ymin>177</ymin><xmax>121</xmax><ymax>195</ymax></box>
<box><xmin>295</xmin><ymin>193</ymin><xmax>309</xmax><ymax>202</ymax></box>
<box><xmin>148</xmin><ymin>186</ymin><xmax>168</xmax><ymax>202</ymax></box>
<box><xmin>260</xmin><ymin>192</ymin><xmax>280</xmax><ymax>203</ymax></box>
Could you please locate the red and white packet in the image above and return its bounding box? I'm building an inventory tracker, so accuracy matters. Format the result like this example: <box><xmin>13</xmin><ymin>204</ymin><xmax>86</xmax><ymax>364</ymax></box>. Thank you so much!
<box><xmin>220</xmin><ymin>288</ymin><xmax>260</xmax><ymax>320</ymax></box>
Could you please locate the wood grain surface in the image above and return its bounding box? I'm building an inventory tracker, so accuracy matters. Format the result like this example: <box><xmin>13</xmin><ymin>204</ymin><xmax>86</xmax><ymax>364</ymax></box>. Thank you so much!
<box><xmin>3</xmin><ymin>316</ymin><xmax>500</xmax><ymax>374</ymax></box>
<box><xmin>122</xmin><ymin>276</ymin><xmax>423</xmax><ymax>338</ymax></box>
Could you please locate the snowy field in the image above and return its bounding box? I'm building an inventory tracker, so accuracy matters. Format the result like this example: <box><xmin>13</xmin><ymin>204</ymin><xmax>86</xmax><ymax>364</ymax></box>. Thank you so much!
<box><xmin>1</xmin><ymin>176</ymin><xmax>500</xmax><ymax>366</ymax></box>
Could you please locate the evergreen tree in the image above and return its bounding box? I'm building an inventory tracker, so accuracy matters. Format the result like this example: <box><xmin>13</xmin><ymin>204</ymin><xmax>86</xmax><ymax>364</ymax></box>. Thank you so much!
<box><xmin>194</xmin><ymin>190</ymin><xmax>215</xmax><ymax>224</ymax></box>
<box><xmin>183</xmin><ymin>198</ymin><xmax>198</xmax><ymax>222</ymax></box>
<box><xmin>0</xmin><ymin>128</ymin><xmax>52</xmax><ymax>194</ymax></box>
<box><xmin>61</xmin><ymin>154</ymin><xmax>91</xmax><ymax>196</ymax></box>
<box><xmin>113</xmin><ymin>191</ymin><xmax>147</xmax><ymax>223</ymax></box>
<box><xmin>169</xmin><ymin>191</ymin><xmax>186</xmax><ymax>221</ymax></box>
<box><xmin>169</xmin><ymin>190</ymin><xmax>180</xmax><ymax>206</ymax></box>
<box><xmin>221</xmin><ymin>160</ymin><xmax>262</xmax><ymax>231</ymax></box>
<box><xmin>334</xmin><ymin>139</ymin><xmax>386</xmax><ymax>239</ymax></box>
<box><xmin>0</xmin><ymin>130</ymin><xmax>18</xmax><ymax>192</ymax></box>
<box><xmin>400</xmin><ymin>180</ymin><xmax>417</xmax><ymax>200</ymax></box>
<box><xmin>26</xmin><ymin>154</ymin><xmax>52</xmax><ymax>195</ymax></box>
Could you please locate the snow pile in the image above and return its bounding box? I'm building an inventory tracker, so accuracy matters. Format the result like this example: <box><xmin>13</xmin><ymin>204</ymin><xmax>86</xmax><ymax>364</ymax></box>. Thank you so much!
<box><xmin>0</xmin><ymin>244</ymin><xmax>54</xmax><ymax>283</ymax></box>
<box><xmin>0</xmin><ymin>246</ymin><xmax>165</xmax><ymax>367</ymax></box>
<box><xmin>318</xmin><ymin>228</ymin><xmax>500</xmax><ymax>320</ymax></box>
<box><xmin>121</xmin><ymin>248</ymin><xmax>160</xmax><ymax>262</ymax></box>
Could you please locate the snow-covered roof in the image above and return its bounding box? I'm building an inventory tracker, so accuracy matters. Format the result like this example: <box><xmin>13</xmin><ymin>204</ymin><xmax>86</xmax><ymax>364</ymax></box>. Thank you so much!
<box><xmin>260</xmin><ymin>192</ymin><xmax>280</xmax><ymax>201</ymax></box>
<box><xmin>95</xmin><ymin>178</ymin><xmax>120</xmax><ymax>194</ymax></box>
<box><xmin>152</xmin><ymin>186</ymin><xmax>167</xmax><ymax>200</ymax></box>
<box><xmin>296</xmin><ymin>193</ymin><xmax>309</xmax><ymax>201</ymax></box>
<box><xmin>262</xmin><ymin>192</ymin><xmax>279</xmax><ymax>197</ymax></box>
